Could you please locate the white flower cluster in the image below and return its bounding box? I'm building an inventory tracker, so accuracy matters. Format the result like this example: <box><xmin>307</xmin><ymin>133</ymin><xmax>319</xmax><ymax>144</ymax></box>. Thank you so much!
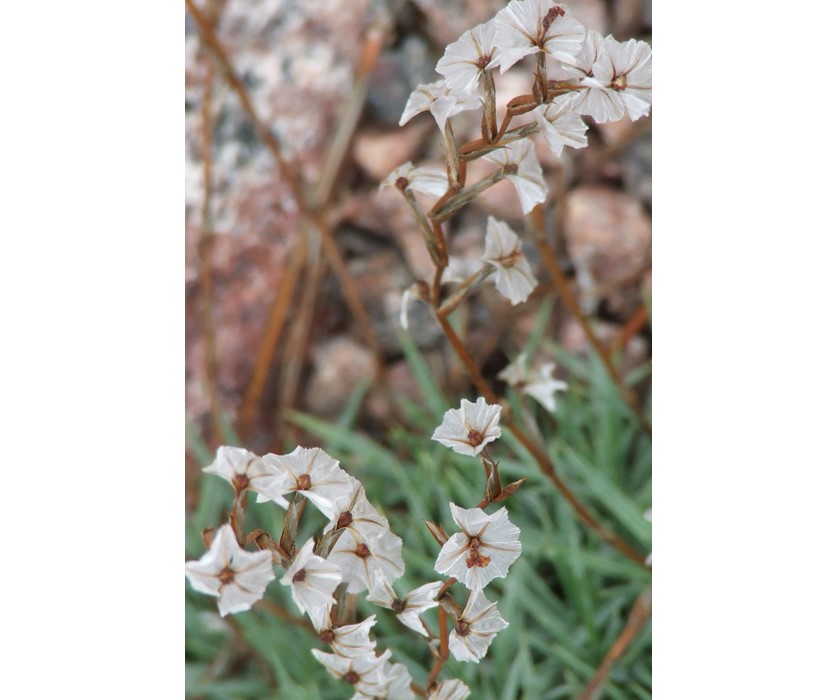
<box><xmin>385</xmin><ymin>0</ymin><xmax>651</xmax><ymax>312</ymax></box>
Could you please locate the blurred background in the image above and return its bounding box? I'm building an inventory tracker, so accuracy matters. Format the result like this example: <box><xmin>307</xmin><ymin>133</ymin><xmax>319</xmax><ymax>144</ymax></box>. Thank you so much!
<box><xmin>186</xmin><ymin>1</ymin><xmax>652</xmax><ymax>697</ymax></box>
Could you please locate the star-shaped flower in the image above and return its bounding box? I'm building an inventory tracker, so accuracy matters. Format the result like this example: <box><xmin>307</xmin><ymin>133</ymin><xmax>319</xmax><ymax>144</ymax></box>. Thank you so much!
<box><xmin>279</xmin><ymin>537</ymin><xmax>343</xmax><ymax>622</ymax></box>
<box><xmin>448</xmin><ymin>589</ymin><xmax>509</xmax><ymax>662</ymax></box>
<box><xmin>483</xmin><ymin>139</ymin><xmax>547</xmax><ymax>215</ymax></box>
<box><xmin>430</xmin><ymin>679</ymin><xmax>471</xmax><ymax>700</ymax></box>
<box><xmin>314</xmin><ymin>613</ymin><xmax>378</xmax><ymax>660</ymax></box>
<box><xmin>202</xmin><ymin>445</ymin><xmax>285</xmax><ymax>502</ymax></box>
<box><xmin>381</xmin><ymin>161</ymin><xmax>450</xmax><ymax>199</ymax></box>
<box><xmin>533</xmin><ymin>93</ymin><xmax>588</xmax><ymax>157</ymax></box>
<box><xmin>482</xmin><ymin>216</ymin><xmax>538</xmax><ymax>305</ymax></box>
<box><xmin>431</xmin><ymin>397</ymin><xmax>502</xmax><ymax>457</ymax></box>
<box><xmin>185</xmin><ymin>524</ymin><xmax>275</xmax><ymax>617</ymax></box>
<box><xmin>377</xmin><ymin>661</ymin><xmax>414</xmax><ymax>700</ymax></box>
<box><xmin>312</xmin><ymin>648</ymin><xmax>392</xmax><ymax>698</ymax></box>
<box><xmin>493</xmin><ymin>0</ymin><xmax>585</xmax><ymax>72</ymax></box>
<box><xmin>328</xmin><ymin>528</ymin><xmax>406</xmax><ymax>595</ymax></box>
<box><xmin>565</xmin><ymin>32</ymin><xmax>652</xmax><ymax>123</ymax></box>
<box><xmin>259</xmin><ymin>446</ymin><xmax>355</xmax><ymax>517</ymax></box>
<box><xmin>326</xmin><ymin>480</ymin><xmax>391</xmax><ymax>546</ymax></box>
<box><xmin>436</xmin><ymin>21</ymin><xmax>501</xmax><ymax>95</ymax></box>
<box><xmin>399</xmin><ymin>79</ymin><xmax>483</xmax><ymax>132</ymax></box>
<box><xmin>499</xmin><ymin>354</ymin><xmax>568</xmax><ymax>411</ymax></box>
<box><xmin>435</xmin><ymin>504</ymin><xmax>522</xmax><ymax>591</ymax></box>
<box><xmin>367</xmin><ymin>576</ymin><xmax>443</xmax><ymax>637</ymax></box>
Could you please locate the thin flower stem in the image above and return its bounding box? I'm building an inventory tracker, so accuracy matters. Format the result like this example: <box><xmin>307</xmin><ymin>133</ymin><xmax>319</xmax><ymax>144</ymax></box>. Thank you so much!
<box><xmin>198</xmin><ymin>13</ymin><xmax>223</xmax><ymax>448</ymax></box>
<box><xmin>425</xmin><ymin>605</ymin><xmax>451</xmax><ymax>690</ymax></box>
<box><xmin>576</xmin><ymin>585</ymin><xmax>652</xmax><ymax>700</ymax></box>
<box><xmin>480</xmin><ymin>70</ymin><xmax>498</xmax><ymax>142</ymax></box>
<box><xmin>443</xmin><ymin>120</ymin><xmax>462</xmax><ymax>190</ymax></box>
<box><xmin>530</xmin><ymin>213</ymin><xmax>652</xmax><ymax>436</ymax></box>
<box><xmin>436</xmin><ymin>266</ymin><xmax>494</xmax><ymax>319</ymax></box>
<box><xmin>237</xmin><ymin>236</ymin><xmax>308</xmax><ymax>439</ymax></box>
<box><xmin>436</xmin><ymin>313</ymin><xmax>648</xmax><ymax>566</ymax></box>
<box><xmin>430</xmin><ymin>168</ymin><xmax>505</xmax><ymax>221</ymax></box>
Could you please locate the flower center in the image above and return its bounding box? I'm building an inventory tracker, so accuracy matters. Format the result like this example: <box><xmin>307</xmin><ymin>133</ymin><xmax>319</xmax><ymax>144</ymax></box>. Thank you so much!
<box><xmin>232</xmin><ymin>473</ymin><xmax>250</xmax><ymax>492</ymax></box>
<box><xmin>455</xmin><ymin>620</ymin><xmax>470</xmax><ymax>636</ymax></box>
<box><xmin>297</xmin><ymin>473</ymin><xmax>312</xmax><ymax>490</ymax></box>
<box><xmin>465</xmin><ymin>538</ymin><xmax>491</xmax><ymax>569</ymax></box>
<box><xmin>612</xmin><ymin>74</ymin><xmax>627</xmax><ymax>91</ymax></box>
<box><xmin>392</xmin><ymin>598</ymin><xmax>407</xmax><ymax>613</ymax></box>
<box><xmin>218</xmin><ymin>566</ymin><xmax>236</xmax><ymax>585</ymax></box>
<box><xmin>497</xmin><ymin>250</ymin><xmax>522</xmax><ymax>269</ymax></box>
<box><xmin>467</xmin><ymin>427</ymin><xmax>484</xmax><ymax>447</ymax></box>
<box><xmin>292</xmin><ymin>568</ymin><xmax>307</xmax><ymax>583</ymax></box>
<box><xmin>319</xmin><ymin>629</ymin><xmax>335</xmax><ymax>645</ymax></box>
<box><xmin>336</xmin><ymin>511</ymin><xmax>353</xmax><ymax>529</ymax></box>
<box><xmin>344</xmin><ymin>671</ymin><xmax>361</xmax><ymax>685</ymax></box>
<box><xmin>356</xmin><ymin>543</ymin><xmax>372</xmax><ymax>558</ymax></box>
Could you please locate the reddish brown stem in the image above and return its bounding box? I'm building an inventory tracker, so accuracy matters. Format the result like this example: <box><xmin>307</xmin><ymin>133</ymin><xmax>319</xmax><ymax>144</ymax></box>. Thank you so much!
<box><xmin>576</xmin><ymin>586</ymin><xmax>652</xmax><ymax>700</ymax></box>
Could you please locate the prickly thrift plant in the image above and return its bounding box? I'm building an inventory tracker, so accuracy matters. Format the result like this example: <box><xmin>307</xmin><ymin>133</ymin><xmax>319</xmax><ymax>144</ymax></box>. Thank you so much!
<box><xmin>186</xmin><ymin>1</ymin><xmax>652</xmax><ymax>697</ymax></box>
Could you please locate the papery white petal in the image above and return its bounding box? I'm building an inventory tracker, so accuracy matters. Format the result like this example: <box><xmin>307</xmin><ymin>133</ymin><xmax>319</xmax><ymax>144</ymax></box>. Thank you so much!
<box><xmin>448</xmin><ymin>590</ymin><xmax>509</xmax><ymax>662</ymax></box>
<box><xmin>399</xmin><ymin>79</ymin><xmax>482</xmax><ymax>131</ymax></box>
<box><xmin>280</xmin><ymin>538</ymin><xmax>342</xmax><ymax>618</ymax></box>
<box><xmin>436</xmin><ymin>21</ymin><xmax>500</xmax><ymax>94</ymax></box>
<box><xmin>431</xmin><ymin>397</ymin><xmax>502</xmax><ymax>456</ymax></box>
<box><xmin>381</xmin><ymin>662</ymin><xmax>414</xmax><ymax>699</ymax></box>
<box><xmin>429</xmin><ymin>679</ymin><xmax>471</xmax><ymax>700</ymax></box>
<box><xmin>534</xmin><ymin>97</ymin><xmax>588</xmax><ymax>158</ymax></box>
<box><xmin>330</xmin><ymin>615</ymin><xmax>378</xmax><ymax>659</ymax></box>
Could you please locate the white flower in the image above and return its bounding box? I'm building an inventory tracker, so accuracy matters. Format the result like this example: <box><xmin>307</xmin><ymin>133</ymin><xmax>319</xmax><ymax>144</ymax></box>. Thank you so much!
<box><xmin>448</xmin><ymin>589</ymin><xmax>509</xmax><ymax>662</ymax></box>
<box><xmin>435</xmin><ymin>504</ymin><xmax>522</xmax><ymax>591</ymax></box>
<box><xmin>482</xmin><ymin>216</ymin><xmax>538</xmax><ymax>305</ymax></box>
<box><xmin>202</xmin><ymin>446</ymin><xmax>286</xmax><ymax>502</ymax></box>
<box><xmin>436</xmin><ymin>21</ymin><xmax>500</xmax><ymax>95</ymax></box>
<box><xmin>483</xmin><ymin>139</ymin><xmax>547</xmax><ymax>214</ymax></box>
<box><xmin>399</xmin><ymin>79</ymin><xmax>483</xmax><ymax>132</ymax></box>
<box><xmin>185</xmin><ymin>524</ymin><xmax>275</xmax><ymax>617</ymax></box>
<box><xmin>533</xmin><ymin>94</ymin><xmax>588</xmax><ymax>157</ymax></box>
<box><xmin>430</xmin><ymin>679</ymin><xmax>471</xmax><ymax>700</ymax></box>
<box><xmin>644</xmin><ymin>508</ymin><xmax>652</xmax><ymax>566</ymax></box>
<box><xmin>315</xmin><ymin>614</ymin><xmax>378</xmax><ymax>660</ymax></box>
<box><xmin>327</xmin><ymin>481</ymin><xmax>391</xmax><ymax>545</ymax></box>
<box><xmin>279</xmin><ymin>537</ymin><xmax>343</xmax><ymax>621</ymax></box>
<box><xmin>499</xmin><ymin>354</ymin><xmax>568</xmax><ymax>411</ymax></box>
<box><xmin>493</xmin><ymin>0</ymin><xmax>585</xmax><ymax>72</ymax></box>
<box><xmin>431</xmin><ymin>397</ymin><xmax>502</xmax><ymax>457</ymax></box>
<box><xmin>328</xmin><ymin>528</ymin><xmax>406</xmax><ymax>594</ymax></box>
<box><xmin>313</xmin><ymin>648</ymin><xmax>391</xmax><ymax>698</ymax></box>
<box><xmin>378</xmin><ymin>662</ymin><xmax>414</xmax><ymax>699</ymax></box>
<box><xmin>367</xmin><ymin>576</ymin><xmax>442</xmax><ymax>637</ymax></box>
<box><xmin>570</xmin><ymin>32</ymin><xmax>652</xmax><ymax>123</ymax></box>
<box><xmin>381</xmin><ymin>162</ymin><xmax>450</xmax><ymax>199</ymax></box>
<box><xmin>259</xmin><ymin>446</ymin><xmax>355</xmax><ymax>517</ymax></box>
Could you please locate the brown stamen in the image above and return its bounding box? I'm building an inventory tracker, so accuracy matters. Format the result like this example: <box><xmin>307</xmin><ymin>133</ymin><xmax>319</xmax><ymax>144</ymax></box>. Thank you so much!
<box><xmin>297</xmin><ymin>473</ymin><xmax>312</xmax><ymax>490</ymax></box>
<box><xmin>541</xmin><ymin>6</ymin><xmax>565</xmax><ymax>34</ymax></box>
<box><xmin>336</xmin><ymin>511</ymin><xmax>353</xmax><ymax>529</ymax></box>
<box><xmin>392</xmin><ymin>598</ymin><xmax>407</xmax><ymax>613</ymax></box>
<box><xmin>344</xmin><ymin>671</ymin><xmax>360</xmax><ymax>685</ymax></box>
<box><xmin>465</xmin><ymin>538</ymin><xmax>491</xmax><ymax>569</ymax></box>
<box><xmin>319</xmin><ymin>629</ymin><xmax>335</xmax><ymax>645</ymax></box>
<box><xmin>356</xmin><ymin>543</ymin><xmax>372</xmax><ymax>558</ymax></box>
<box><xmin>292</xmin><ymin>569</ymin><xmax>306</xmax><ymax>583</ymax></box>
<box><xmin>218</xmin><ymin>566</ymin><xmax>236</xmax><ymax>585</ymax></box>
<box><xmin>455</xmin><ymin>620</ymin><xmax>470</xmax><ymax>636</ymax></box>
<box><xmin>612</xmin><ymin>74</ymin><xmax>627</xmax><ymax>91</ymax></box>
<box><xmin>467</xmin><ymin>428</ymin><xmax>484</xmax><ymax>447</ymax></box>
<box><xmin>231</xmin><ymin>473</ymin><xmax>249</xmax><ymax>492</ymax></box>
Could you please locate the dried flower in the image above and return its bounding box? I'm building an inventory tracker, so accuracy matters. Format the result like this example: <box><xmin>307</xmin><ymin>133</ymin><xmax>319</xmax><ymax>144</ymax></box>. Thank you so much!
<box><xmin>499</xmin><ymin>354</ymin><xmax>568</xmax><ymax>411</ymax></box>
<box><xmin>260</xmin><ymin>446</ymin><xmax>355</xmax><ymax>518</ymax></box>
<box><xmin>185</xmin><ymin>524</ymin><xmax>275</xmax><ymax>617</ymax></box>
<box><xmin>431</xmin><ymin>397</ymin><xmax>502</xmax><ymax>457</ymax></box>
<box><xmin>435</xmin><ymin>504</ymin><xmax>522</xmax><ymax>591</ymax></box>
<box><xmin>448</xmin><ymin>589</ymin><xmax>509</xmax><ymax>662</ymax></box>
<box><xmin>279</xmin><ymin>537</ymin><xmax>343</xmax><ymax>621</ymax></box>
<box><xmin>399</xmin><ymin>79</ymin><xmax>483</xmax><ymax>132</ymax></box>
<box><xmin>328</xmin><ymin>528</ymin><xmax>406</xmax><ymax>594</ymax></box>
<box><xmin>381</xmin><ymin>161</ymin><xmax>450</xmax><ymax>199</ymax></box>
<box><xmin>312</xmin><ymin>648</ymin><xmax>392</xmax><ymax>697</ymax></box>
<box><xmin>533</xmin><ymin>94</ymin><xmax>588</xmax><ymax>157</ymax></box>
<box><xmin>430</xmin><ymin>679</ymin><xmax>471</xmax><ymax>700</ymax></box>
<box><xmin>483</xmin><ymin>139</ymin><xmax>547</xmax><ymax>214</ymax></box>
<box><xmin>493</xmin><ymin>0</ymin><xmax>585</xmax><ymax>72</ymax></box>
<box><xmin>482</xmin><ymin>216</ymin><xmax>538</xmax><ymax>305</ymax></box>
<box><xmin>314</xmin><ymin>614</ymin><xmax>378</xmax><ymax>660</ymax></box>
<box><xmin>202</xmin><ymin>446</ymin><xmax>285</xmax><ymax>502</ymax></box>
<box><xmin>436</xmin><ymin>21</ymin><xmax>500</xmax><ymax>95</ymax></box>
<box><xmin>367</xmin><ymin>576</ymin><xmax>443</xmax><ymax>637</ymax></box>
